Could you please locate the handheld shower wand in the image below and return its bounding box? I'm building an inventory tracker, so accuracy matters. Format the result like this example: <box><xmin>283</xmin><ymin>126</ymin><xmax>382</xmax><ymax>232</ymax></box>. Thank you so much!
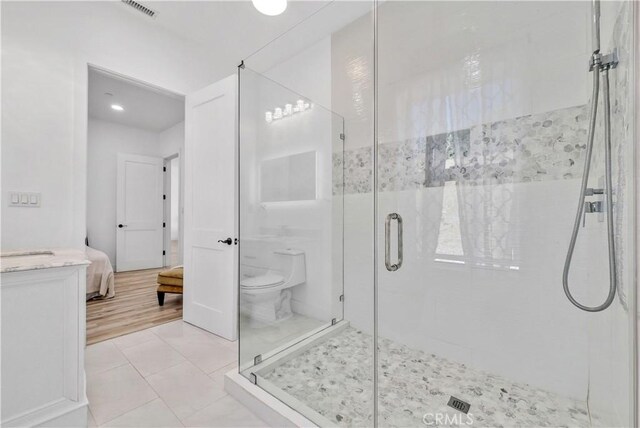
<box><xmin>562</xmin><ymin>0</ymin><xmax>618</xmax><ymax>312</ymax></box>
<box><xmin>591</xmin><ymin>0</ymin><xmax>600</xmax><ymax>53</ymax></box>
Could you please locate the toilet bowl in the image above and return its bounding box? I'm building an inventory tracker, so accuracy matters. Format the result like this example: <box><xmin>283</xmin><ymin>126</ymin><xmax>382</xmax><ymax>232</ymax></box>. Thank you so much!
<box><xmin>240</xmin><ymin>248</ymin><xmax>306</xmax><ymax>328</ymax></box>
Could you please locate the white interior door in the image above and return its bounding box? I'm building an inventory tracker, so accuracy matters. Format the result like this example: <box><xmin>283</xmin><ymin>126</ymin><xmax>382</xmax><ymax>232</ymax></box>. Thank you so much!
<box><xmin>184</xmin><ymin>75</ymin><xmax>238</xmax><ymax>340</ymax></box>
<box><xmin>116</xmin><ymin>153</ymin><xmax>164</xmax><ymax>272</ymax></box>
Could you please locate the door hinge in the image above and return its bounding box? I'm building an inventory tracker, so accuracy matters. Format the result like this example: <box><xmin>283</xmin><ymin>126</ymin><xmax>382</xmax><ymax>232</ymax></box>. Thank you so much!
<box><xmin>254</xmin><ymin>354</ymin><xmax>262</xmax><ymax>365</ymax></box>
<box><xmin>163</xmin><ymin>222</ymin><xmax>166</xmax><ymax>228</ymax></box>
<box><xmin>163</xmin><ymin>194</ymin><xmax>166</xmax><ymax>200</ymax></box>
<box><xmin>163</xmin><ymin>166</ymin><xmax>166</xmax><ymax>172</ymax></box>
<box><xmin>249</xmin><ymin>373</ymin><xmax>257</xmax><ymax>384</ymax></box>
<box><xmin>339</xmin><ymin>133</ymin><xmax>345</xmax><ymax>141</ymax></box>
<box><xmin>162</xmin><ymin>250</ymin><xmax>166</xmax><ymax>255</ymax></box>
<box><xmin>339</xmin><ymin>294</ymin><xmax>344</xmax><ymax>302</ymax></box>
<box><xmin>331</xmin><ymin>318</ymin><xmax>337</xmax><ymax>325</ymax></box>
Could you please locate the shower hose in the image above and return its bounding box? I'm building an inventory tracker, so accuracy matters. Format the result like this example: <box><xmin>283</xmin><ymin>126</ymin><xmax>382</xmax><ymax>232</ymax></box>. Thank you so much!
<box><xmin>562</xmin><ymin>54</ymin><xmax>617</xmax><ymax>312</ymax></box>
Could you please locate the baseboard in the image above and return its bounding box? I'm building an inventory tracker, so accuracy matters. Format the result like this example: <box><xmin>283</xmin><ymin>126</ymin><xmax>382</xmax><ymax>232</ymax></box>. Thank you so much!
<box><xmin>3</xmin><ymin>398</ymin><xmax>88</xmax><ymax>428</ymax></box>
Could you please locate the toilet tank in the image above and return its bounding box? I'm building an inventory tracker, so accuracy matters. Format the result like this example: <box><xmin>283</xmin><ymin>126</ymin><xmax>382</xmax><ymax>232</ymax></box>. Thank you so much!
<box><xmin>273</xmin><ymin>249</ymin><xmax>306</xmax><ymax>285</ymax></box>
<box><xmin>239</xmin><ymin>239</ymin><xmax>281</xmax><ymax>280</ymax></box>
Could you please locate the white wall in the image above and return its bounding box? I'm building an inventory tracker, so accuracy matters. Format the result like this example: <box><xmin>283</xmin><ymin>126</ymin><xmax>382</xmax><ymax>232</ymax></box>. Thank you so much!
<box><xmin>1</xmin><ymin>1</ymin><xmax>215</xmax><ymax>251</ymax></box>
<box><xmin>159</xmin><ymin>121</ymin><xmax>185</xmax><ymax>159</ymax></box>
<box><xmin>262</xmin><ymin>38</ymin><xmax>332</xmax><ymax>108</ymax></box>
<box><xmin>87</xmin><ymin>119</ymin><xmax>183</xmax><ymax>267</ymax></box>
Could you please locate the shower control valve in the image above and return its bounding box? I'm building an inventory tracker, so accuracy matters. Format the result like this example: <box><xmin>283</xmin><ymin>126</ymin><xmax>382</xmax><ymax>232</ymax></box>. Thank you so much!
<box><xmin>584</xmin><ymin>188</ymin><xmax>604</xmax><ymax>196</ymax></box>
<box><xmin>589</xmin><ymin>49</ymin><xmax>619</xmax><ymax>72</ymax></box>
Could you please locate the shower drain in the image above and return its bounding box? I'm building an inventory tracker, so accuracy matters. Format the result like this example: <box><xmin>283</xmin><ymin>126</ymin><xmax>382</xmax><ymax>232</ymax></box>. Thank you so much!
<box><xmin>447</xmin><ymin>396</ymin><xmax>471</xmax><ymax>414</ymax></box>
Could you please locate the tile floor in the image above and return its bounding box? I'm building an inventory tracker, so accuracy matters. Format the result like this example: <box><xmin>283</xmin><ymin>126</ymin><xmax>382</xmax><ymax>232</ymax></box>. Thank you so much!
<box><xmin>86</xmin><ymin>320</ymin><xmax>268</xmax><ymax>427</ymax></box>
<box><xmin>264</xmin><ymin>327</ymin><xmax>593</xmax><ymax>428</ymax></box>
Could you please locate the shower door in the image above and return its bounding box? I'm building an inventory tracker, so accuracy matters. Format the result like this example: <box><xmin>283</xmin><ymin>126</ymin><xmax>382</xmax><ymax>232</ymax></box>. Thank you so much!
<box><xmin>375</xmin><ymin>1</ymin><xmax>635</xmax><ymax>427</ymax></box>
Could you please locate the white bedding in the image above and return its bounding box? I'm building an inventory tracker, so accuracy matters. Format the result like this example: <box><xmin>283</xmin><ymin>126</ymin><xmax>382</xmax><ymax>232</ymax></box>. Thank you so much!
<box><xmin>86</xmin><ymin>246</ymin><xmax>115</xmax><ymax>299</ymax></box>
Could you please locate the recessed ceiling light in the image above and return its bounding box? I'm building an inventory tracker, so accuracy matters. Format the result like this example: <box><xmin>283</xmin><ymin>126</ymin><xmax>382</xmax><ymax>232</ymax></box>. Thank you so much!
<box><xmin>252</xmin><ymin>0</ymin><xmax>286</xmax><ymax>16</ymax></box>
<box><xmin>111</xmin><ymin>104</ymin><xmax>124</xmax><ymax>111</ymax></box>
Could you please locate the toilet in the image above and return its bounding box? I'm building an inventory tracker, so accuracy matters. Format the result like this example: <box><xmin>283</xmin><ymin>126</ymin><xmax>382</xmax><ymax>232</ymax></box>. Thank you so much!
<box><xmin>240</xmin><ymin>248</ymin><xmax>306</xmax><ymax>328</ymax></box>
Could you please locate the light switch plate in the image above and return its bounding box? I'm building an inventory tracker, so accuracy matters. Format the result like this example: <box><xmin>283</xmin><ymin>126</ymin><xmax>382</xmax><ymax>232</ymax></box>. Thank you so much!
<box><xmin>8</xmin><ymin>192</ymin><xmax>40</xmax><ymax>207</ymax></box>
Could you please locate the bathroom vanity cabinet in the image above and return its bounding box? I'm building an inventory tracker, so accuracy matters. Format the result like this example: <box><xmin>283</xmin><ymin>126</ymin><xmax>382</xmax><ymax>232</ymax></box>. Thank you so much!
<box><xmin>1</xmin><ymin>250</ymin><xmax>89</xmax><ymax>427</ymax></box>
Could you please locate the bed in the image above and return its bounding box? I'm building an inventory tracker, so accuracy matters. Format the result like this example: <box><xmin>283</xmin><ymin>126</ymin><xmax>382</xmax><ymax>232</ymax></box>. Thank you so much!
<box><xmin>85</xmin><ymin>246</ymin><xmax>115</xmax><ymax>299</ymax></box>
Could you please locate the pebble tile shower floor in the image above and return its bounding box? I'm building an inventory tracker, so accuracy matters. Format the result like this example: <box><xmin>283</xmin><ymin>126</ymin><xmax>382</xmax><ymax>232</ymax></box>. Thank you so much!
<box><xmin>263</xmin><ymin>327</ymin><xmax>593</xmax><ymax>427</ymax></box>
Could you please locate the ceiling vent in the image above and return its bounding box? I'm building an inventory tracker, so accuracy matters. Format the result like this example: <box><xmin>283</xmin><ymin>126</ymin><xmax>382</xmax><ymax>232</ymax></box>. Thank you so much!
<box><xmin>121</xmin><ymin>0</ymin><xmax>157</xmax><ymax>18</ymax></box>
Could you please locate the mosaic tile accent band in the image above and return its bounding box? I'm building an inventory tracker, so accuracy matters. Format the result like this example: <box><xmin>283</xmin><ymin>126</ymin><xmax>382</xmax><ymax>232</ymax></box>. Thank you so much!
<box><xmin>334</xmin><ymin>104</ymin><xmax>590</xmax><ymax>195</ymax></box>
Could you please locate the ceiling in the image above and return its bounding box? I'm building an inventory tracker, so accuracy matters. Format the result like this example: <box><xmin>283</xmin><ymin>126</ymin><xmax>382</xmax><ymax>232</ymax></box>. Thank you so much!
<box><xmin>88</xmin><ymin>68</ymin><xmax>185</xmax><ymax>132</ymax></box>
<box><xmin>117</xmin><ymin>1</ymin><xmax>373</xmax><ymax>75</ymax></box>
<box><xmin>88</xmin><ymin>1</ymin><xmax>372</xmax><ymax>131</ymax></box>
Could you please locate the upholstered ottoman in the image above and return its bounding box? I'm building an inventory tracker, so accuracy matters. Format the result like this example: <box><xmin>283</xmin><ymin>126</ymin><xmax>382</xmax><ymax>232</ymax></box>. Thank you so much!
<box><xmin>156</xmin><ymin>266</ymin><xmax>183</xmax><ymax>306</ymax></box>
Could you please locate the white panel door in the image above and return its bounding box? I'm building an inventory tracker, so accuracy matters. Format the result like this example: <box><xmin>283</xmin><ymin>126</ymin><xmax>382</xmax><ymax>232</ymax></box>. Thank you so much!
<box><xmin>116</xmin><ymin>153</ymin><xmax>164</xmax><ymax>272</ymax></box>
<box><xmin>184</xmin><ymin>75</ymin><xmax>238</xmax><ymax>340</ymax></box>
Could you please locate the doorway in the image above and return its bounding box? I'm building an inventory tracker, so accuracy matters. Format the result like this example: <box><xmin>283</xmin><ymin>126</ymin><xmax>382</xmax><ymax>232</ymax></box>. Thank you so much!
<box><xmin>164</xmin><ymin>154</ymin><xmax>182</xmax><ymax>268</ymax></box>
<box><xmin>85</xmin><ymin>66</ymin><xmax>186</xmax><ymax>344</ymax></box>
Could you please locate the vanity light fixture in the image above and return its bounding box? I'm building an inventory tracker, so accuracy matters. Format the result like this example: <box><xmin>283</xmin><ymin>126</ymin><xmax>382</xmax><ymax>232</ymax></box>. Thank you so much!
<box><xmin>252</xmin><ymin>0</ymin><xmax>287</xmax><ymax>16</ymax></box>
<box><xmin>111</xmin><ymin>104</ymin><xmax>124</xmax><ymax>111</ymax></box>
<box><xmin>265</xmin><ymin>99</ymin><xmax>312</xmax><ymax>123</ymax></box>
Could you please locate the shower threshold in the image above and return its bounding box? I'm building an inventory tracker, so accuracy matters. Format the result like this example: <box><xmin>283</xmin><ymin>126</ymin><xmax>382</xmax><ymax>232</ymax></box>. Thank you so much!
<box><xmin>236</xmin><ymin>321</ymin><xmax>350</xmax><ymax>426</ymax></box>
<box><xmin>245</xmin><ymin>323</ymin><xmax>595</xmax><ymax>428</ymax></box>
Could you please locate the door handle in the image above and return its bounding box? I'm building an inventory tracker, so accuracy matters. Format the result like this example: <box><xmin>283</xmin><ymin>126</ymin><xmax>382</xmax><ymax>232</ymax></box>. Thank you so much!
<box><xmin>218</xmin><ymin>238</ymin><xmax>233</xmax><ymax>245</ymax></box>
<box><xmin>385</xmin><ymin>213</ymin><xmax>403</xmax><ymax>272</ymax></box>
<box><xmin>118</xmin><ymin>224</ymin><xmax>127</xmax><ymax>228</ymax></box>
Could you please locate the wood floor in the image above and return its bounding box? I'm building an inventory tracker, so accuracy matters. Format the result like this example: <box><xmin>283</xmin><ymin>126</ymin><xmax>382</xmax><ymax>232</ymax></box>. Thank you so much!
<box><xmin>86</xmin><ymin>267</ymin><xmax>183</xmax><ymax>345</ymax></box>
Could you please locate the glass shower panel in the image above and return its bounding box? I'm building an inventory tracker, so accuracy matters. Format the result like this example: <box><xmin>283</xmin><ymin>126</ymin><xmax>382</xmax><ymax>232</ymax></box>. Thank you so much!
<box><xmin>375</xmin><ymin>1</ymin><xmax>635</xmax><ymax>427</ymax></box>
<box><xmin>238</xmin><ymin>66</ymin><xmax>344</xmax><ymax>374</ymax></box>
<box><xmin>237</xmin><ymin>2</ymin><xmax>376</xmax><ymax>425</ymax></box>
<box><xmin>238</xmin><ymin>63</ymin><xmax>361</xmax><ymax>427</ymax></box>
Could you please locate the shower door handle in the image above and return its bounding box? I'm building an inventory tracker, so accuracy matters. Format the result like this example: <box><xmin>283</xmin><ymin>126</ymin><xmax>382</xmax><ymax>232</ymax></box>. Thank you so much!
<box><xmin>385</xmin><ymin>213</ymin><xmax>403</xmax><ymax>272</ymax></box>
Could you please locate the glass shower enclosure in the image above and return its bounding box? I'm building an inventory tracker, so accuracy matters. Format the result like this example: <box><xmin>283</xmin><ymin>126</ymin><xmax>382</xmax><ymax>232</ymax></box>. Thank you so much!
<box><xmin>238</xmin><ymin>66</ymin><xmax>346</xmax><ymax>369</ymax></box>
<box><xmin>237</xmin><ymin>1</ymin><xmax>637</xmax><ymax>427</ymax></box>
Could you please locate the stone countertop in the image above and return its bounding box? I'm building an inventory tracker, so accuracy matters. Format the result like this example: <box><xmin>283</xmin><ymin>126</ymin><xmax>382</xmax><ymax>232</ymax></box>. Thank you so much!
<box><xmin>0</xmin><ymin>248</ymin><xmax>90</xmax><ymax>273</ymax></box>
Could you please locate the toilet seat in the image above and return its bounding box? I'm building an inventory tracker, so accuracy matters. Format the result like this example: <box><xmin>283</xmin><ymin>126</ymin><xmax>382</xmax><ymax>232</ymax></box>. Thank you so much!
<box><xmin>240</xmin><ymin>273</ymin><xmax>284</xmax><ymax>290</ymax></box>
